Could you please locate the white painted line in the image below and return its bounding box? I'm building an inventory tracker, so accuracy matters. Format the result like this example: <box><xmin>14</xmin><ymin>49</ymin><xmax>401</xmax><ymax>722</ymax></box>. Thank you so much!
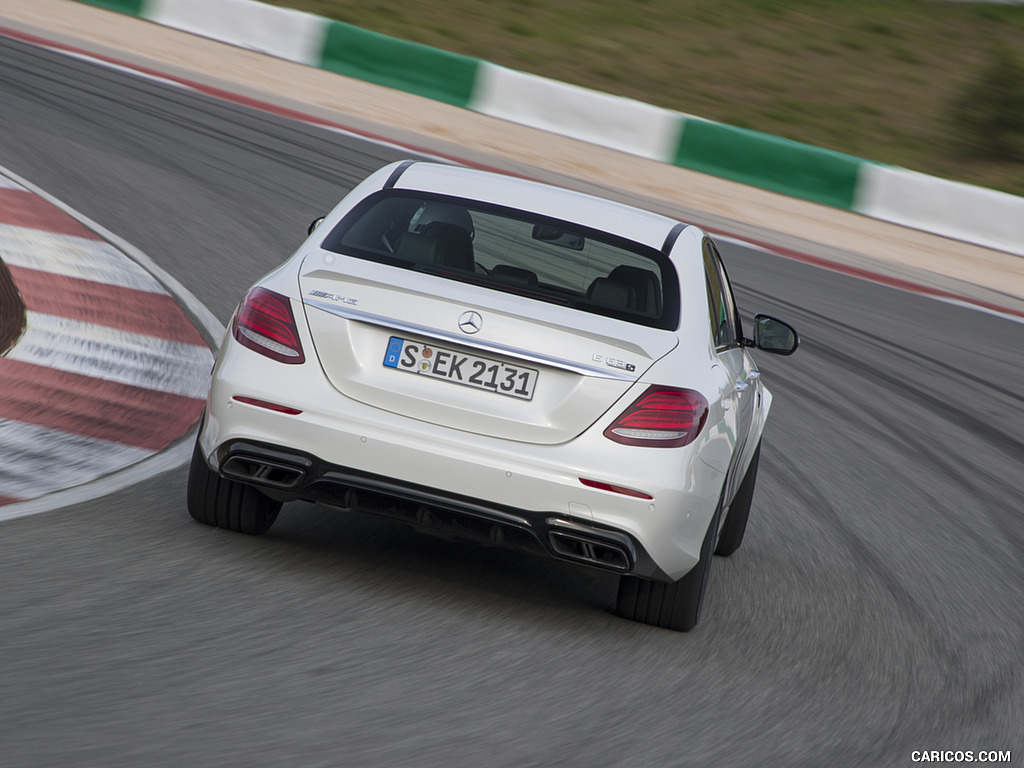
<box><xmin>0</xmin><ymin>227</ymin><xmax>166</xmax><ymax>292</ymax></box>
<box><xmin>58</xmin><ymin>50</ymin><xmax>200</xmax><ymax>91</ymax></box>
<box><xmin>7</xmin><ymin>312</ymin><xmax>213</xmax><ymax>399</ymax></box>
<box><xmin>0</xmin><ymin>419</ymin><xmax>151</xmax><ymax>501</ymax></box>
<box><xmin>318</xmin><ymin>124</ymin><xmax>463</xmax><ymax>166</ymax></box>
<box><xmin>0</xmin><ymin>431</ymin><xmax>193</xmax><ymax>523</ymax></box>
<box><xmin>931</xmin><ymin>298</ymin><xmax>1024</xmax><ymax>326</ymax></box>
<box><xmin>720</xmin><ymin>232</ymin><xmax>1024</xmax><ymax>324</ymax></box>
<box><xmin>714</xmin><ymin>233</ymin><xmax>776</xmax><ymax>253</ymax></box>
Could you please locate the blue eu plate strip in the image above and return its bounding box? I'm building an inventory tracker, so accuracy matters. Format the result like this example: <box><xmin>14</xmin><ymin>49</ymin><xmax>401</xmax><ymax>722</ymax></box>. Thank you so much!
<box><xmin>383</xmin><ymin>336</ymin><xmax>404</xmax><ymax>368</ymax></box>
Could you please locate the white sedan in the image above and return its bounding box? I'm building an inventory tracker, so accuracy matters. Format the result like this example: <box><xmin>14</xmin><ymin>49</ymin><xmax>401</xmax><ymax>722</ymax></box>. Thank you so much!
<box><xmin>188</xmin><ymin>160</ymin><xmax>798</xmax><ymax>631</ymax></box>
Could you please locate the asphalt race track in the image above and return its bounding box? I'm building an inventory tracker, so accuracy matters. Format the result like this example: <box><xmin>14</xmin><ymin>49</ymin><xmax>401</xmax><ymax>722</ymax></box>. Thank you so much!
<box><xmin>1</xmin><ymin>33</ymin><xmax>1022</xmax><ymax>768</ymax></box>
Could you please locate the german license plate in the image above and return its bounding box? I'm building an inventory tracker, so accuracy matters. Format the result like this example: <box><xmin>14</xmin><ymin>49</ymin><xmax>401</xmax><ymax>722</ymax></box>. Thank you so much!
<box><xmin>383</xmin><ymin>336</ymin><xmax>538</xmax><ymax>400</ymax></box>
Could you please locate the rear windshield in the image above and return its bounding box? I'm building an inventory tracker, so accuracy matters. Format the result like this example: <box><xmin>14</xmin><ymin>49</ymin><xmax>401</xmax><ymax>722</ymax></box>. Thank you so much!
<box><xmin>320</xmin><ymin>191</ymin><xmax>679</xmax><ymax>330</ymax></box>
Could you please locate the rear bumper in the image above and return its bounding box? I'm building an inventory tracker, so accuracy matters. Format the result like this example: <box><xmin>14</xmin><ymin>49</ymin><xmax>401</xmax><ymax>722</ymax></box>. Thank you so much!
<box><xmin>211</xmin><ymin>438</ymin><xmax>670</xmax><ymax>580</ymax></box>
<box><xmin>202</xmin><ymin>327</ymin><xmax>731</xmax><ymax>581</ymax></box>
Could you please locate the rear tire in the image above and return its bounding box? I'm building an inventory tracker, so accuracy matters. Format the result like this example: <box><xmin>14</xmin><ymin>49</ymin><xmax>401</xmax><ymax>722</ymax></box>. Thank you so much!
<box><xmin>187</xmin><ymin>440</ymin><xmax>281</xmax><ymax>535</ymax></box>
<box><xmin>615</xmin><ymin>497</ymin><xmax>721</xmax><ymax>632</ymax></box>
<box><xmin>714</xmin><ymin>441</ymin><xmax>761</xmax><ymax>557</ymax></box>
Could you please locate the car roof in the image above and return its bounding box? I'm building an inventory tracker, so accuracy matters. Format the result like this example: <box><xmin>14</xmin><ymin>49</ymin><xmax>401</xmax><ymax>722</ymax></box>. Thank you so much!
<box><xmin>391</xmin><ymin>162</ymin><xmax>689</xmax><ymax>251</ymax></box>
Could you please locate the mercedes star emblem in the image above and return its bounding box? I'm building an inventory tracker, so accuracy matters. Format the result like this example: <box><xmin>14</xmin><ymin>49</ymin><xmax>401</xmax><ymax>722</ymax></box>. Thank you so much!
<box><xmin>458</xmin><ymin>310</ymin><xmax>483</xmax><ymax>334</ymax></box>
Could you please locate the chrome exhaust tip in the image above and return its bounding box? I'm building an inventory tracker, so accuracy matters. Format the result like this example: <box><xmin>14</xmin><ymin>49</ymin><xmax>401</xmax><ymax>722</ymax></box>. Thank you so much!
<box><xmin>548</xmin><ymin>530</ymin><xmax>631</xmax><ymax>571</ymax></box>
<box><xmin>220</xmin><ymin>455</ymin><xmax>307</xmax><ymax>490</ymax></box>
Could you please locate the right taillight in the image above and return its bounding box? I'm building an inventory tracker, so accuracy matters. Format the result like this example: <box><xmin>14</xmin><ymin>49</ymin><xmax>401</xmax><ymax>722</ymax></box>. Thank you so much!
<box><xmin>232</xmin><ymin>287</ymin><xmax>305</xmax><ymax>364</ymax></box>
<box><xmin>604</xmin><ymin>385</ymin><xmax>709</xmax><ymax>448</ymax></box>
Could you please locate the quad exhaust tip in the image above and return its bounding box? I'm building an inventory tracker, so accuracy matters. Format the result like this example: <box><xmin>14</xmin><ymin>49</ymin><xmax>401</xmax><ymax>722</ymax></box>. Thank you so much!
<box><xmin>217</xmin><ymin>443</ymin><xmax>636</xmax><ymax>574</ymax></box>
<box><xmin>548</xmin><ymin>530</ymin><xmax>631</xmax><ymax>571</ymax></box>
<box><xmin>221</xmin><ymin>455</ymin><xmax>307</xmax><ymax>490</ymax></box>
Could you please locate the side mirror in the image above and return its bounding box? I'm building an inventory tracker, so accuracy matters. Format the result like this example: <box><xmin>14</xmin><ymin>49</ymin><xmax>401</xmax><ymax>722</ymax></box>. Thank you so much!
<box><xmin>751</xmin><ymin>314</ymin><xmax>799</xmax><ymax>355</ymax></box>
<box><xmin>307</xmin><ymin>216</ymin><xmax>325</xmax><ymax>236</ymax></box>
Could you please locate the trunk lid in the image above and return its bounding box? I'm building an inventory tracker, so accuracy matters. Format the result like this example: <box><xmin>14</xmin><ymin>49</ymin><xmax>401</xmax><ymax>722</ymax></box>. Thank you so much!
<box><xmin>298</xmin><ymin>260</ymin><xmax>677</xmax><ymax>445</ymax></box>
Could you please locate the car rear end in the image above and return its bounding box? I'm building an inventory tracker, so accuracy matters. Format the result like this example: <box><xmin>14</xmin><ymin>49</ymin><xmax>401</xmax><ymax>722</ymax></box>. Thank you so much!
<box><xmin>196</xmin><ymin>161</ymin><xmax>729</xmax><ymax>585</ymax></box>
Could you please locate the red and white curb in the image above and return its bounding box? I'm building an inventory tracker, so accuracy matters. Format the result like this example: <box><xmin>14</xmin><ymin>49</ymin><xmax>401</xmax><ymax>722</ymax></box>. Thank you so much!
<box><xmin>0</xmin><ymin>170</ymin><xmax>220</xmax><ymax>517</ymax></box>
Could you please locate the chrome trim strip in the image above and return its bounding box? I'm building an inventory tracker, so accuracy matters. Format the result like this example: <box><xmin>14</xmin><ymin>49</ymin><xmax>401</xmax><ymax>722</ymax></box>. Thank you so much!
<box><xmin>303</xmin><ymin>299</ymin><xmax>637</xmax><ymax>381</ymax></box>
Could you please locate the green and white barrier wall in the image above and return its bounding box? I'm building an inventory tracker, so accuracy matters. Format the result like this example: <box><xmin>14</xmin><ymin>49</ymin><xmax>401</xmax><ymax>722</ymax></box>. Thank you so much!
<box><xmin>77</xmin><ymin>0</ymin><xmax>1024</xmax><ymax>257</ymax></box>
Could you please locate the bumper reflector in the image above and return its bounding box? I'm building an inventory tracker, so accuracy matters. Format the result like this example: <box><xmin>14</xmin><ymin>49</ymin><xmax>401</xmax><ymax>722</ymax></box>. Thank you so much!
<box><xmin>579</xmin><ymin>478</ymin><xmax>653</xmax><ymax>500</ymax></box>
<box><xmin>232</xmin><ymin>396</ymin><xmax>302</xmax><ymax>415</ymax></box>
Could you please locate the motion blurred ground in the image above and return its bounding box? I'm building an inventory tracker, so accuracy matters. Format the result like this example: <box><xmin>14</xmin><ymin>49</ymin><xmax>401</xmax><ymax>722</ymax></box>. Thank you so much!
<box><xmin>2</xmin><ymin>0</ymin><xmax>1023</xmax><ymax>314</ymax></box>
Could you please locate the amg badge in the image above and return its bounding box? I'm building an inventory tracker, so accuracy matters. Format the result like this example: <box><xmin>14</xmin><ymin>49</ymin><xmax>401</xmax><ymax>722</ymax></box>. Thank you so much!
<box><xmin>593</xmin><ymin>353</ymin><xmax>636</xmax><ymax>372</ymax></box>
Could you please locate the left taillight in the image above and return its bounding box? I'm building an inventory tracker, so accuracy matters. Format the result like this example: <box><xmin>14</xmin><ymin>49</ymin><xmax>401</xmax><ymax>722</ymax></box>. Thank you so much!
<box><xmin>603</xmin><ymin>385</ymin><xmax>709</xmax><ymax>448</ymax></box>
<box><xmin>232</xmin><ymin>287</ymin><xmax>305</xmax><ymax>364</ymax></box>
